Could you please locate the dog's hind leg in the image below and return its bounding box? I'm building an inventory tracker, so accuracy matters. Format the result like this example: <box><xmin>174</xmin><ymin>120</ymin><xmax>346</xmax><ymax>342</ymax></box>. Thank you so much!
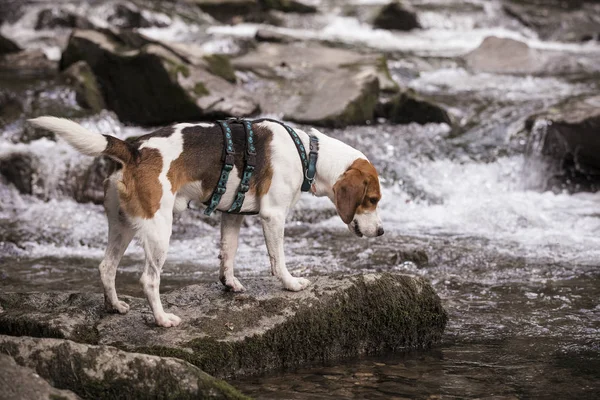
<box><xmin>100</xmin><ymin>175</ymin><xmax>135</xmax><ymax>314</ymax></box>
<box><xmin>138</xmin><ymin>208</ymin><xmax>181</xmax><ymax>327</ymax></box>
<box><xmin>219</xmin><ymin>213</ymin><xmax>246</xmax><ymax>292</ymax></box>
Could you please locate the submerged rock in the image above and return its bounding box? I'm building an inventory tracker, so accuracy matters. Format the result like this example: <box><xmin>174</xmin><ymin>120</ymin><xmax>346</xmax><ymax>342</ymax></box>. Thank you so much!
<box><xmin>233</xmin><ymin>43</ymin><xmax>395</xmax><ymax>127</ymax></box>
<box><xmin>524</xmin><ymin>95</ymin><xmax>600</xmax><ymax>192</ymax></box>
<box><xmin>372</xmin><ymin>1</ymin><xmax>421</xmax><ymax>31</ymax></box>
<box><xmin>0</xmin><ymin>336</ymin><xmax>248</xmax><ymax>400</ymax></box>
<box><xmin>0</xmin><ymin>273</ymin><xmax>447</xmax><ymax>378</ymax></box>
<box><xmin>0</xmin><ymin>49</ymin><xmax>57</xmax><ymax>78</ymax></box>
<box><xmin>60</xmin><ymin>29</ymin><xmax>258</xmax><ymax>125</ymax></box>
<box><xmin>0</xmin><ymin>354</ymin><xmax>81</xmax><ymax>400</ymax></box>
<box><xmin>0</xmin><ymin>153</ymin><xmax>35</xmax><ymax>195</ymax></box>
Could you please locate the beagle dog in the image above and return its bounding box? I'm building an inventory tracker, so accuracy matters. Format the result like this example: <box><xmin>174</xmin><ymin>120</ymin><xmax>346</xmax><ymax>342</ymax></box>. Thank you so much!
<box><xmin>28</xmin><ymin>117</ymin><xmax>384</xmax><ymax>327</ymax></box>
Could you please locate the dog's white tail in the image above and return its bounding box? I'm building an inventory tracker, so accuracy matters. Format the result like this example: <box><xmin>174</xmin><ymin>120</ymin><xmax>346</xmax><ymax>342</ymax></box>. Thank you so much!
<box><xmin>28</xmin><ymin>116</ymin><xmax>133</xmax><ymax>164</ymax></box>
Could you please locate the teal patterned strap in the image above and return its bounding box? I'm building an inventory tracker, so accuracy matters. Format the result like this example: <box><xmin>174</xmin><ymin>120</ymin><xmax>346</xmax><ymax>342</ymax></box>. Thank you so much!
<box><xmin>228</xmin><ymin>120</ymin><xmax>256</xmax><ymax>213</ymax></box>
<box><xmin>204</xmin><ymin>121</ymin><xmax>235</xmax><ymax>216</ymax></box>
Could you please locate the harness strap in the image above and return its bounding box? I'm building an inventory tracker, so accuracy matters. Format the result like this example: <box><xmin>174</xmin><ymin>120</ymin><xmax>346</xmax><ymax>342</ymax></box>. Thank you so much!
<box><xmin>228</xmin><ymin>119</ymin><xmax>256</xmax><ymax>213</ymax></box>
<box><xmin>204</xmin><ymin>120</ymin><xmax>235</xmax><ymax>216</ymax></box>
<box><xmin>278</xmin><ymin>123</ymin><xmax>318</xmax><ymax>192</ymax></box>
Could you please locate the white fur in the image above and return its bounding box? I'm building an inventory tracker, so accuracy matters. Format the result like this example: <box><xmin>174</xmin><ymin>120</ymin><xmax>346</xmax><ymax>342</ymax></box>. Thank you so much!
<box><xmin>28</xmin><ymin>117</ymin><xmax>107</xmax><ymax>156</ymax></box>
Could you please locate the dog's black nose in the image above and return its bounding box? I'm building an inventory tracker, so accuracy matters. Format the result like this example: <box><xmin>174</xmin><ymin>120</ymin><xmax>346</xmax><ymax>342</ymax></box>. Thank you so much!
<box><xmin>377</xmin><ymin>227</ymin><xmax>384</xmax><ymax>236</ymax></box>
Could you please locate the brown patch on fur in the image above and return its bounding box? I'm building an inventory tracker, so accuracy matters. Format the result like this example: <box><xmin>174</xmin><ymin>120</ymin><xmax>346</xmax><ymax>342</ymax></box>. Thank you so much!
<box><xmin>118</xmin><ymin>148</ymin><xmax>163</xmax><ymax>219</ymax></box>
<box><xmin>167</xmin><ymin>122</ymin><xmax>273</xmax><ymax>206</ymax></box>
<box><xmin>333</xmin><ymin>159</ymin><xmax>381</xmax><ymax>224</ymax></box>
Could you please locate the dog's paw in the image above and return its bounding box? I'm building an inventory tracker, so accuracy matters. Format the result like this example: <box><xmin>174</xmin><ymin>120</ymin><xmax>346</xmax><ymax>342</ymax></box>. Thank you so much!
<box><xmin>106</xmin><ymin>300</ymin><xmax>130</xmax><ymax>314</ymax></box>
<box><xmin>224</xmin><ymin>276</ymin><xmax>246</xmax><ymax>292</ymax></box>
<box><xmin>155</xmin><ymin>312</ymin><xmax>182</xmax><ymax>328</ymax></box>
<box><xmin>284</xmin><ymin>277</ymin><xmax>311</xmax><ymax>292</ymax></box>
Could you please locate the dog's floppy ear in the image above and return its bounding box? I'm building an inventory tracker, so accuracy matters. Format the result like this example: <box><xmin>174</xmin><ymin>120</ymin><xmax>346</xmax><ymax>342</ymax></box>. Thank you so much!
<box><xmin>334</xmin><ymin>169</ymin><xmax>367</xmax><ymax>224</ymax></box>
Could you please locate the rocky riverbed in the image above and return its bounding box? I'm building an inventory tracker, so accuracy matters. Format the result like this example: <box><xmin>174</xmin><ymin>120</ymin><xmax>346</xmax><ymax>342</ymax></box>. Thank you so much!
<box><xmin>1</xmin><ymin>0</ymin><xmax>600</xmax><ymax>399</ymax></box>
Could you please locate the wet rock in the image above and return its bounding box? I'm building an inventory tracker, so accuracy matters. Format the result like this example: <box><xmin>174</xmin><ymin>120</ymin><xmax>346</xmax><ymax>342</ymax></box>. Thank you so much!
<box><xmin>502</xmin><ymin>0</ymin><xmax>600</xmax><ymax>42</ymax></box>
<box><xmin>60</xmin><ymin>29</ymin><xmax>258</xmax><ymax>125</ymax></box>
<box><xmin>525</xmin><ymin>95</ymin><xmax>600</xmax><ymax>192</ymax></box>
<box><xmin>61</xmin><ymin>61</ymin><xmax>106</xmax><ymax>112</ymax></box>
<box><xmin>0</xmin><ymin>49</ymin><xmax>58</xmax><ymax>78</ymax></box>
<box><xmin>464</xmin><ymin>36</ymin><xmax>588</xmax><ymax>76</ymax></box>
<box><xmin>35</xmin><ymin>8</ymin><xmax>94</xmax><ymax>30</ymax></box>
<box><xmin>0</xmin><ymin>34</ymin><xmax>20</xmax><ymax>55</ymax></box>
<box><xmin>108</xmin><ymin>2</ymin><xmax>170</xmax><ymax>29</ymax></box>
<box><xmin>377</xmin><ymin>90</ymin><xmax>452</xmax><ymax>125</ymax></box>
<box><xmin>188</xmin><ymin>0</ymin><xmax>316</xmax><ymax>23</ymax></box>
<box><xmin>0</xmin><ymin>274</ymin><xmax>447</xmax><ymax>378</ymax></box>
<box><xmin>0</xmin><ymin>354</ymin><xmax>81</xmax><ymax>400</ymax></box>
<box><xmin>0</xmin><ymin>336</ymin><xmax>248</xmax><ymax>399</ymax></box>
<box><xmin>0</xmin><ymin>153</ymin><xmax>35</xmax><ymax>195</ymax></box>
<box><xmin>372</xmin><ymin>1</ymin><xmax>421</xmax><ymax>31</ymax></box>
<box><xmin>255</xmin><ymin>28</ymin><xmax>294</xmax><ymax>43</ymax></box>
<box><xmin>73</xmin><ymin>156</ymin><xmax>116</xmax><ymax>204</ymax></box>
<box><xmin>233</xmin><ymin>43</ymin><xmax>398</xmax><ymax>126</ymax></box>
<box><xmin>0</xmin><ymin>92</ymin><xmax>23</xmax><ymax>126</ymax></box>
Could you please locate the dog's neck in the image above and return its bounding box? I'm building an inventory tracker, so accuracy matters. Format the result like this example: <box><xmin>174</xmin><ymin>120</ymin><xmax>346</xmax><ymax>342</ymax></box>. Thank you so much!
<box><xmin>306</xmin><ymin>129</ymin><xmax>366</xmax><ymax>202</ymax></box>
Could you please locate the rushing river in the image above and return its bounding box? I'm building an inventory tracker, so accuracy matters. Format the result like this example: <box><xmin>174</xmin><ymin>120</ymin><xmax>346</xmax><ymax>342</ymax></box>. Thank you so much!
<box><xmin>1</xmin><ymin>0</ymin><xmax>600</xmax><ymax>398</ymax></box>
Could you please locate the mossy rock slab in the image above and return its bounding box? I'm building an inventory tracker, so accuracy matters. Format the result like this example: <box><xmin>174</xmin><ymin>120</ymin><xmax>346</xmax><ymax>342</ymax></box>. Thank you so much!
<box><xmin>0</xmin><ymin>354</ymin><xmax>81</xmax><ymax>400</ymax></box>
<box><xmin>0</xmin><ymin>336</ymin><xmax>248</xmax><ymax>400</ymax></box>
<box><xmin>232</xmin><ymin>43</ymin><xmax>401</xmax><ymax>127</ymax></box>
<box><xmin>60</xmin><ymin>29</ymin><xmax>258</xmax><ymax>125</ymax></box>
<box><xmin>62</xmin><ymin>60</ymin><xmax>106</xmax><ymax>112</ymax></box>
<box><xmin>0</xmin><ymin>273</ymin><xmax>447</xmax><ymax>378</ymax></box>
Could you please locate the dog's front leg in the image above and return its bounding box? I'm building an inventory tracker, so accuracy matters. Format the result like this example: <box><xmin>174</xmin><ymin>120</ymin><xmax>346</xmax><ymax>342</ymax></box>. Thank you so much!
<box><xmin>219</xmin><ymin>213</ymin><xmax>246</xmax><ymax>292</ymax></box>
<box><xmin>260</xmin><ymin>210</ymin><xmax>311</xmax><ymax>291</ymax></box>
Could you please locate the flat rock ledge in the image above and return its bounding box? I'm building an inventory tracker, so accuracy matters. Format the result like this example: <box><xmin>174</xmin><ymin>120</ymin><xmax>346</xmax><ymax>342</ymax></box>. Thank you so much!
<box><xmin>0</xmin><ymin>273</ymin><xmax>447</xmax><ymax>382</ymax></box>
<box><xmin>0</xmin><ymin>336</ymin><xmax>247</xmax><ymax>400</ymax></box>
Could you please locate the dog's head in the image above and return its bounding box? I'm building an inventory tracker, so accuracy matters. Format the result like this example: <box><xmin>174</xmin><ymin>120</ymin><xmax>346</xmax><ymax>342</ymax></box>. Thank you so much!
<box><xmin>333</xmin><ymin>159</ymin><xmax>384</xmax><ymax>238</ymax></box>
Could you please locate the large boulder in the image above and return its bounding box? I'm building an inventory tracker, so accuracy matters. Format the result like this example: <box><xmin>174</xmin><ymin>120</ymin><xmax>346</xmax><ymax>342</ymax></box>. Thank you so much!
<box><xmin>0</xmin><ymin>354</ymin><xmax>81</xmax><ymax>400</ymax></box>
<box><xmin>233</xmin><ymin>43</ymin><xmax>400</xmax><ymax>127</ymax></box>
<box><xmin>61</xmin><ymin>61</ymin><xmax>106</xmax><ymax>113</ymax></box>
<box><xmin>60</xmin><ymin>29</ymin><xmax>259</xmax><ymax>125</ymax></box>
<box><xmin>502</xmin><ymin>0</ymin><xmax>600</xmax><ymax>42</ymax></box>
<box><xmin>372</xmin><ymin>1</ymin><xmax>421</xmax><ymax>31</ymax></box>
<box><xmin>0</xmin><ymin>336</ymin><xmax>248</xmax><ymax>399</ymax></box>
<box><xmin>0</xmin><ymin>273</ymin><xmax>447</xmax><ymax>378</ymax></box>
<box><xmin>524</xmin><ymin>95</ymin><xmax>600</xmax><ymax>192</ymax></box>
<box><xmin>464</xmin><ymin>36</ymin><xmax>595</xmax><ymax>76</ymax></box>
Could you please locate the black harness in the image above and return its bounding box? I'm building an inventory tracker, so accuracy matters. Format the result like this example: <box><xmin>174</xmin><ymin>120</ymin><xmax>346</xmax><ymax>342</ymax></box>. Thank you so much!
<box><xmin>203</xmin><ymin>118</ymin><xmax>319</xmax><ymax>216</ymax></box>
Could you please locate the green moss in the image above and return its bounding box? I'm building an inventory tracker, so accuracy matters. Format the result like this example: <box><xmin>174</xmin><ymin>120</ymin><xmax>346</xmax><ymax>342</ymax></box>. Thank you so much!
<box><xmin>138</xmin><ymin>274</ymin><xmax>447</xmax><ymax>379</ymax></box>
<box><xmin>193</xmin><ymin>82</ymin><xmax>210</xmax><ymax>97</ymax></box>
<box><xmin>203</xmin><ymin>54</ymin><xmax>237</xmax><ymax>83</ymax></box>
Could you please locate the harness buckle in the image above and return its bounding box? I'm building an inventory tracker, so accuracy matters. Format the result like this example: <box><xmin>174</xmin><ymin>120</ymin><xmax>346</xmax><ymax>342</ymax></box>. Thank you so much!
<box><xmin>224</xmin><ymin>154</ymin><xmax>235</xmax><ymax>166</ymax></box>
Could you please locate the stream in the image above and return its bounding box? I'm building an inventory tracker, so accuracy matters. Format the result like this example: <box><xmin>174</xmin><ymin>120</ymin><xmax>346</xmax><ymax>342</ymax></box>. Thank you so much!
<box><xmin>1</xmin><ymin>0</ymin><xmax>600</xmax><ymax>398</ymax></box>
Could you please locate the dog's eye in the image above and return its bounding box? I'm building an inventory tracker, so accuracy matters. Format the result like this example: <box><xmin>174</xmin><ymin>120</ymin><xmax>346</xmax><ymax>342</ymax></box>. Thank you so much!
<box><xmin>369</xmin><ymin>197</ymin><xmax>379</xmax><ymax>205</ymax></box>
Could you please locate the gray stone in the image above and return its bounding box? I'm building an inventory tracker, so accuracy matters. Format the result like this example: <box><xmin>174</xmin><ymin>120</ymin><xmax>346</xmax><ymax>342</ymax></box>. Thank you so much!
<box><xmin>0</xmin><ymin>153</ymin><xmax>35</xmax><ymax>195</ymax></box>
<box><xmin>372</xmin><ymin>1</ymin><xmax>421</xmax><ymax>31</ymax></box>
<box><xmin>60</xmin><ymin>29</ymin><xmax>258</xmax><ymax>125</ymax></box>
<box><xmin>233</xmin><ymin>43</ymin><xmax>399</xmax><ymax>126</ymax></box>
<box><xmin>62</xmin><ymin>61</ymin><xmax>106</xmax><ymax>113</ymax></box>
<box><xmin>524</xmin><ymin>95</ymin><xmax>600</xmax><ymax>192</ymax></box>
<box><xmin>0</xmin><ymin>336</ymin><xmax>248</xmax><ymax>399</ymax></box>
<box><xmin>35</xmin><ymin>8</ymin><xmax>94</xmax><ymax>30</ymax></box>
<box><xmin>0</xmin><ymin>354</ymin><xmax>80</xmax><ymax>400</ymax></box>
<box><xmin>0</xmin><ymin>49</ymin><xmax>57</xmax><ymax>78</ymax></box>
<box><xmin>464</xmin><ymin>36</ymin><xmax>594</xmax><ymax>76</ymax></box>
<box><xmin>0</xmin><ymin>273</ymin><xmax>447</xmax><ymax>378</ymax></box>
<box><xmin>185</xmin><ymin>0</ymin><xmax>316</xmax><ymax>23</ymax></box>
<box><xmin>377</xmin><ymin>90</ymin><xmax>452</xmax><ymax>126</ymax></box>
<box><xmin>502</xmin><ymin>0</ymin><xmax>600</xmax><ymax>42</ymax></box>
